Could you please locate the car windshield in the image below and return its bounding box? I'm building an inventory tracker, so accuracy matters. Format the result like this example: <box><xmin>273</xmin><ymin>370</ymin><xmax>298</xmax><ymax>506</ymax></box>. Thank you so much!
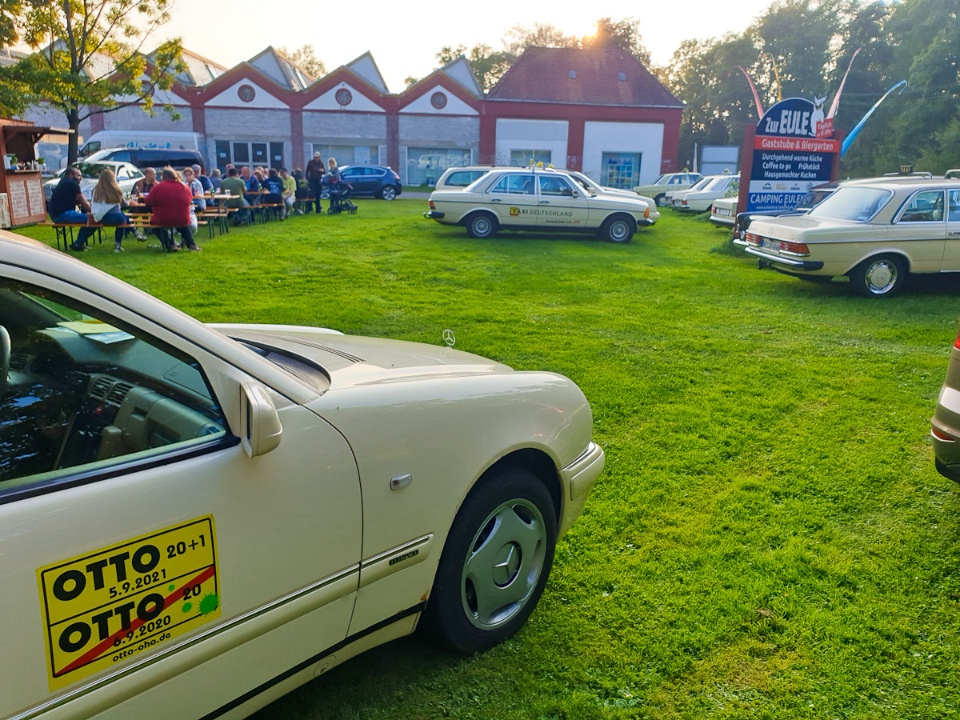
<box><xmin>808</xmin><ymin>186</ymin><xmax>892</xmax><ymax>222</ymax></box>
<box><xmin>652</xmin><ymin>175</ymin><xmax>671</xmax><ymax>185</ymax></box>
<box><xmin>73</xmin><ymin>162</ymin><xmax>114</xmax><ymax>179</ymax></box>
<box><xmin>687</xmin><ymin>177</ymin><xmax>713</xmax><ymax>191</ymax></box>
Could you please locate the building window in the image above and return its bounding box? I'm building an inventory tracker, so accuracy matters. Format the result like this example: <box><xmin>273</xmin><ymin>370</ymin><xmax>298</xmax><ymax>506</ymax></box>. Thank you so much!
<box><xmin>237</xmin><ymin>85</ymin><xmax>256</xmax><ymax>102</ymax></box>
<box><xmin>311</xmin><ymin>144</ymin><xmax>379</xmax><ymax>166</ymax></box>
<box><xmin>601</xmin><ymin>152</ymin><xmax>642</xmax><ymax>189</ymax></box>
<box><xmin>509</xmin><ymin>149</ymin><xmax>552</xmax><ymax>167</ymax></box>
<box><xmin>430</xmin><ymin>92</ymin><xmax>448</xmax><ymax>109</ymax></box>
<box><xmin>407</xmin><ymin>147</ymin><xmax>471</xmax><ymax>185</ymax></box>
<box><xmin>335</xmin><ymin>88</ymin><xmax>353</xmax><ymax>107</ymax></box>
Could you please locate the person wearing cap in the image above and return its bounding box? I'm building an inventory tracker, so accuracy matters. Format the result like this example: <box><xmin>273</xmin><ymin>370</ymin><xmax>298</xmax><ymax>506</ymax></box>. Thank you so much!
<box><xmin>192</xmin><ymin>163</ymin><xmax>213</xmax><ymax>195</ymax></box>
<box><xmin>305</xmin><ymin>151</ymin><xmax>325</xmax><ymax>214</ymax></box>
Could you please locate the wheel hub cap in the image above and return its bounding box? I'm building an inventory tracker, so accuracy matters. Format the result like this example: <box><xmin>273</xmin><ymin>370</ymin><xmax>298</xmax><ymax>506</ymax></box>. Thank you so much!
<box><xmin>492</xmin><ymin>543</ymin><xmax>521</xmax><ymax>587</ymax></box>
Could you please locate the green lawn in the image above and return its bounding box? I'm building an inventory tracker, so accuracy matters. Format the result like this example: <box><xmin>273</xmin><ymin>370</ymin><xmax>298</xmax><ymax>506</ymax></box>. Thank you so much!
<box><xmin>16</xmin><ymin>201</ymin><xmax>960</xmax><ymax>719</ymax></box>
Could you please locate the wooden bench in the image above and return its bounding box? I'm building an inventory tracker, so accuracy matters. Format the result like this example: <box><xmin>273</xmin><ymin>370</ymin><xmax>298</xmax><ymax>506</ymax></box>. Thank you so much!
<box><xmin>41</xmin><ymin>219</ymin><xmax>208</xmax><ymax>251</ymax></box>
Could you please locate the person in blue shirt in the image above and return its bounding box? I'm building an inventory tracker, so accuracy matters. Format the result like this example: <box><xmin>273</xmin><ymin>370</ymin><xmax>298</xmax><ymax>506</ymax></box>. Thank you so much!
<box><xmin>48</xmin><ymin>167</ymin><xmax>95</xmax><ymax>251</ymax></box>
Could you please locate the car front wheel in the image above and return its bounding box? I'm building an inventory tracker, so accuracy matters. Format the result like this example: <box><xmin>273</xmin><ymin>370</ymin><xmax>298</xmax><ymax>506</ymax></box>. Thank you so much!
<box><xmin>465</xmin><ymin>213</ymin><xmax>498</xmax><ymax>239</ymax></box>
<box><xmin>600</xmin><ymin>215</ymin><xmax>635</xmax><ymax>243</ymax></box>
<box><xmin>425</xmin><ymin>468</ymin><xmax>557</xmax><ymax>654</ymax></box>
<box><xmin>379</xmin><ymin>185</ymin><xmax>397</xmax><ymax>201</ymax></box>
<box><xmin>655</xmin><ymin>193</ymin><xmax>668</xmax><ymax>207</ymax></box>
<box><xmin>850</xmin><ymin>254</ymin><xmax>906</xmax><ymax>297</ymax></box>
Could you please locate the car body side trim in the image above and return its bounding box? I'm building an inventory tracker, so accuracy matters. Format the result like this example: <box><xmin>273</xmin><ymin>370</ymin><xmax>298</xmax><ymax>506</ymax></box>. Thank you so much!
<box><xmin>8</xmin><ymin>565</ymin><xmax>361</xmax><ymax>720</ymax></box>
<box><xmin>741</xmin><ymin>245</ymin><xmax>825</xmax><ymax>270</ymax></box>
<box><xmin>200</xmin><ymin>604</ymin><xmax>426</xmax><ymax>720</ymax></box>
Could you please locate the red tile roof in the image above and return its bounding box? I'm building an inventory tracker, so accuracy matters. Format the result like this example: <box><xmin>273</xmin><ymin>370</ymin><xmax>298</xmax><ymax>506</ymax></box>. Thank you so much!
<box><xmin>487</xmin><ymin>47</ymin><xmax>682</xmax><ymax>108</ymax></box>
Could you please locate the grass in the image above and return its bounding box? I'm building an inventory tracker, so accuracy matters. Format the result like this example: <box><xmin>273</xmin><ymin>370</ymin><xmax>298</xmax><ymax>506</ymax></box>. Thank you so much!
<box><xmin>16</xmin><ymin>202</ymin><xmax>960</xmax><ymax>719</ymax></box>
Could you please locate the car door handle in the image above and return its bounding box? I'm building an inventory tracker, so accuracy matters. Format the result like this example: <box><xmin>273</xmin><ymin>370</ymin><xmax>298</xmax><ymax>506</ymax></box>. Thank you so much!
<box><xmin>540</xmin><ymin>200</ymin><xmax>550</xmax><ymax>205</ymax></box>
<box><xmin>490</xmin><ymin>198</ymin><xmax>501</xmax><ymax>203</ymax></box>
<box><xmin>950</xmin><ymin>231</ymin><xmax>960</xmax><ymax>236</ymax></box>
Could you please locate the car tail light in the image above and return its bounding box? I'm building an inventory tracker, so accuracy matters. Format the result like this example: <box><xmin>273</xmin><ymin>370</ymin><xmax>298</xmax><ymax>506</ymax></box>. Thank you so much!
<box><xmin>932</xmin><ymin>426</ymin><xmax>956</xmax><ymax>442</ymax></box>
<box><xmin>778</xmin><ymin>240</ymin><xmax>810</xmax><ymax>256</ymax></box>
<box><xmin>954</xmin><ymin>327</ymin><xmax>960</xmax><ymax>350</ymax></box>
<box><xmin>429</xmin><ymin>200</ymin><xmax>436</xmax><ymax>209</ymax></box>
<box><xmin>681</xmin><ymin>199</ymin><xmax>688</xmax><ymax>206</ymax></box>
<box><xmin>744</xmin><ymin>232</ymin><xmax>762</xmax><ymax>246</ymax></box>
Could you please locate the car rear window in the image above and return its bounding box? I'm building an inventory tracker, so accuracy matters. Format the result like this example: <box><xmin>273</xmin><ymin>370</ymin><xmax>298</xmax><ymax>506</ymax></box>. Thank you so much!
<box><xmin>808</xmin><ymin>187</ymin><xmax>892</xmax><ymax>222</ymax></box>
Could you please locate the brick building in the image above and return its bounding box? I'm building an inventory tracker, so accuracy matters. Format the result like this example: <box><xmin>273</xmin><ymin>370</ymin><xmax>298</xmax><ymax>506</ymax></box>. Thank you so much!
<box><xmin>22</xmin><ymin>46</ymin><xmax>683</xmax><ymax>189</ymax></box>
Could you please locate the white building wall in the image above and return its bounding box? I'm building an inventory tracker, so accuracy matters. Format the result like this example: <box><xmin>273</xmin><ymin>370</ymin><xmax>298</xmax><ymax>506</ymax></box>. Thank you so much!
<box><xmin>494</xmin><ymin>119</ymin><xmax>568</xmax><ymax>166</ymax></box>
<box><xmin>582</xmin><ymin>121</ymin><xmax>664</xmax><ymax>184</ymax></box>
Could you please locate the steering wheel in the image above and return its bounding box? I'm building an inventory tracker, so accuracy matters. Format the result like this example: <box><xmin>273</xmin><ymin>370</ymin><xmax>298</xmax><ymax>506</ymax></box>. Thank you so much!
<box><xmin>0</xmin><ymin>325</ymin><xmax>9</xmax><ymax>397</ymax></box>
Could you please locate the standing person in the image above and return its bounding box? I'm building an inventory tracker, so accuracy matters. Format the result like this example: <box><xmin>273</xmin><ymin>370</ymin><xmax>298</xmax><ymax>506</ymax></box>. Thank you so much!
<box><xmin>280</xmin><ymin>168</ymin><xmax>296</xmax><ymax>219</ymax></box>
<box><xmin>48</xmin><ymin>166</ymin><xmax>95</xmax><ymax>252</ymax></box>
<box><xmin>305</xmin><ymin>151</ymin><xmax>325</xmax><ymax>214</ymax></box>
<box><xmin>90</xmin><ymin>167</ymin><xmax>138</xmax><ymax>252</ymax></box>
<box><xmin>145</xmin><ymin>167</ymin><xmax>201</xmax><ymax>252</ymax></box>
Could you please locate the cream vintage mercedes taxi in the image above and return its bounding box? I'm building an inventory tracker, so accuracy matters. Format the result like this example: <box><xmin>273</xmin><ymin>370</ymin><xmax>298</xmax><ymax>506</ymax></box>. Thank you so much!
<box><xmin>0</xmin><ymin>230</ymin><xmax>603</xmax><ymax>719</ymax></box>
<box><xmin>736</xmin><ymin>173</ymin><xmax>960</xmax><ymax>297</ymax></box>
<box><xmin>424</xmin><ymin>166</ymin><xmax>654</xmax><ymax>243</ymax></box>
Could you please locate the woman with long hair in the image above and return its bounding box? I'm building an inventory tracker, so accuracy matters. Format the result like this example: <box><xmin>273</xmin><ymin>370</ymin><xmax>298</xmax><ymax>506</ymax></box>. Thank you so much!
<box><xmin>91</xmin><ymin>168</ymin><xmax>136</xmax><ymax>252</ymax></box>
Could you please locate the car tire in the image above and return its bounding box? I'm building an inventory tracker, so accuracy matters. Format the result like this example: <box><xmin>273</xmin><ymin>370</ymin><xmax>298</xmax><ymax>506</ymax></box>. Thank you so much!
<box><xmin>850</xmin><ymin>254</ymin><xmax>906</xmax><ymax>298</ymax></box>
<box><xmin>424</xmin><ymin>468</ymin><xmax>557</xmax><ymax>654</ymax></box>
<box><xmin>600</xmin><ymin>215</ymin><xmax>635</xmax><ymax>243</ymax></box>
<box><xmin>465</xmin><ymin>213</ymin><xmax>498</xmax><ymax>239</ymax></box>
<box><xmin>655</xmin><ymin>193</ymin><xmax>668</xmax><ymax>207</ymax></box>
<box><xmin>379</xmin><ymin>185</ymin><xmax>397</xmax><ymax>201</ymax></box>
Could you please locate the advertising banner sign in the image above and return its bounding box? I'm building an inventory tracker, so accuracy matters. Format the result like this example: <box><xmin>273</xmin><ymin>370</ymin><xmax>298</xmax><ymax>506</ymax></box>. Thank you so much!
<box><xmin>745</xmin><ymin>97</ymin><xmax>840</xmax><ymax>214</ymax></box>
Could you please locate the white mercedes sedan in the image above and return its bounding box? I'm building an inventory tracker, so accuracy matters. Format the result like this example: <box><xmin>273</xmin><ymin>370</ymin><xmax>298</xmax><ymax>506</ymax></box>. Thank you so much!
<box><xmin>0</xmin><ymin>230</ymin><xmax>603</xmax><ymax>719</ymax></box>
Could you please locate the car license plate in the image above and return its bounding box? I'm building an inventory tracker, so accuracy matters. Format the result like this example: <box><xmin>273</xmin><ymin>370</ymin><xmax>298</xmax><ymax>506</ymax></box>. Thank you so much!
<box><xmin>761</xmin><ymin>238</ymin><xmax>782</xmax><ymax>253</ymax></box>
<box><xmin>716</xmin><ymin>207</ymin><xmax>731</xmax><ymax>216</ymax></box>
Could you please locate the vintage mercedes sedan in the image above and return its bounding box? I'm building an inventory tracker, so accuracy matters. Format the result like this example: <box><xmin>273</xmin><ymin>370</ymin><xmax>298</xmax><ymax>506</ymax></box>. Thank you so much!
<box><xmin>735</xmin><ymin>175</ymin><xmax>960</xmax><ymax>297</ymax></box>
<box><xmin>425</xmin><ymin>167</ymin><xmax>655</xmax><ymax>243</ymax></box>
<box><xmin>0</xmin><ymin>230</ymin><xmax>603</xmax><ymax>719</ymax></box>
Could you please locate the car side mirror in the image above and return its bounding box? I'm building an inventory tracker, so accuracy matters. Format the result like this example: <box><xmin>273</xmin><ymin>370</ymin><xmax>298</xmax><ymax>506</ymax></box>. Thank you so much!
<box><xmin>240</xmin><ymin>382</ymin><xmax>282</xmax><ymax>457</ymax></box>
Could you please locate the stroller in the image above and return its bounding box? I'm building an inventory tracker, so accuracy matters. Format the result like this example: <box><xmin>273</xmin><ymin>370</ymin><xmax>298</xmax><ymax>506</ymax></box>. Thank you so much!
<box><xmin>322</xmin><ymin>179</ymin><xmax>358</xmax><ymax>215</ymax></box>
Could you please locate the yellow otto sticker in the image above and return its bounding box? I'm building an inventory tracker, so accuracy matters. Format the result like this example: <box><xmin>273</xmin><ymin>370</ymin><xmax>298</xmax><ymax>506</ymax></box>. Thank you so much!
<box><xmin>37</xmin><ymin>516</ymin><xmax>220</xmax><ymax>690</ymax></box>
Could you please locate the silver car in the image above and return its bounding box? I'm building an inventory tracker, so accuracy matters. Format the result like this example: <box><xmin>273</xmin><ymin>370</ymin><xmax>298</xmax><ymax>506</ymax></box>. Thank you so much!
<box><xmin>43</xmin><ymin>161</ymin><xmax>145</xmax><ymax>202</ymax></box>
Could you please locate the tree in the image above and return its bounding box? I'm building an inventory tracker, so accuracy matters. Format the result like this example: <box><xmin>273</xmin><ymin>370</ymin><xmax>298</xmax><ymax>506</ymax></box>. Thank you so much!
<box><xmin>14</xmin><ymin>0</ymin><xmax>185</xmax><ymax>164</ymax></box>
<box><xmin>582</xmin><ymin>17</ymin><xmax>651</xmax><ymax>66</ymax></box>
<box><xmin>279</xmin><ymin>44</ymin><xmax>326</xmax><ymax>81</ymax></box>
<box><xmin>502</xmin><ymin>22</ymin><xmax>578</xmax><ymax>57</ymax></box>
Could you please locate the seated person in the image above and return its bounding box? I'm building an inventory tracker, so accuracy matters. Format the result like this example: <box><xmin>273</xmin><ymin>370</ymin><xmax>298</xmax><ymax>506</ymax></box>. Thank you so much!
<box><xmin>261</xmin><ymin>168</ymin><xmax>284</xmax><ymax>205</ymax></box>
<box><xmin>48</xmin><ymin>167</ymin><xmax>95</xmax><ymax>252</ymax></box>
<box><xmin>220</xmin><ymin>166</ymin><xmax>252</xmax><ymax>224</ymax></box>
<box><xmin>145</xmin><ymin>167</ymin><xmax>202</xmax><ymax>252</ymax></box>
<box><xmin>241</xmin><ymin>166</ymin><xmax>261</xmax><ymax>205</ymax></box>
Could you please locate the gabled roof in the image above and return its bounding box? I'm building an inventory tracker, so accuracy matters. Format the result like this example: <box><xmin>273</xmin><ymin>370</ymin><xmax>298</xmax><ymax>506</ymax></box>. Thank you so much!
<box><xmin>440</xmin><ymin>57</ymin><xmax>482</xmax><ymax>97</ymax></box>
<box><xmin>487</xmin><ymin>47</ymin><xmax>683</xmax><ymax>108</ymax></box>
<box><xmin>168</xmin><ymin>48</ymin><xmax>227</xmax><ymax>87</ymax></box>
<box><xmin>344</xmin><ymin>52</ymin><xmax>388</xmax><ymax>93</ymax></box>
<box><xmin>248</xmin><ymin>46</ymin><xmax>313</xmax><ymax>91</ymax></box>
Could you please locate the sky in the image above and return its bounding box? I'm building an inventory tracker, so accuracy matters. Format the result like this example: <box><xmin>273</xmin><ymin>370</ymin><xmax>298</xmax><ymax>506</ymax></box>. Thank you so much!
<box><xmin>157</xmin><ymin>0</ymin><xmax>778</xmax><ymax>92</ymax></box>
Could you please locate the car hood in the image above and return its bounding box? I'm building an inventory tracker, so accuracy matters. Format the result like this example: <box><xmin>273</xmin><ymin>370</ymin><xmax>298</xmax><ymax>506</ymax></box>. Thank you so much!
<box><xmin>210</xmin><ymin>323</ymin><xmax>512</xmax><ymax>387</ymax></box>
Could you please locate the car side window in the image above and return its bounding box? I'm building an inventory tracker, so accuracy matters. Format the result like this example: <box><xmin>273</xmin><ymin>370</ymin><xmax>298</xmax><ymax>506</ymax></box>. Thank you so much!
<box><xmin>899</xmin><ymin>190</ymin><xmax>945</xmax><ymax>223</ymax></box>
<box><xmin>538</xmin><ymin>176</ymin><xmax>573</xmax><ymax>196</ymax></box>
<box><xmin>950</xmin><ymin>190</ymin><xmax>960</xmax><ymax>222</ymax></box>
<box><xmin>0</xmin><ymin>281</ymin><xmax>228</xmax><ymax>496</ymax></box>
<box><xmin>491</xmin><ymin>175</ymin><xmax>534</xmax><ymax>195</ymax></box>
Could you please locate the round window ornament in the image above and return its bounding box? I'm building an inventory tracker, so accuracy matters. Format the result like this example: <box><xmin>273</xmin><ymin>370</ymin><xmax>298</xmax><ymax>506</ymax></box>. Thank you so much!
<box><xmin>430</xmin><ymin>91</ymin><xmax>447</xmax><ymax>109</ymax></box>
<box><xmin>335</xmin><ymin>88</ymin><xmax>353</xmax><ymax>107</ymax></box>
<box><xmin>237</xmin><ymin>84</ymin><xmax>256</xmax><ymax>102</ymax></box>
